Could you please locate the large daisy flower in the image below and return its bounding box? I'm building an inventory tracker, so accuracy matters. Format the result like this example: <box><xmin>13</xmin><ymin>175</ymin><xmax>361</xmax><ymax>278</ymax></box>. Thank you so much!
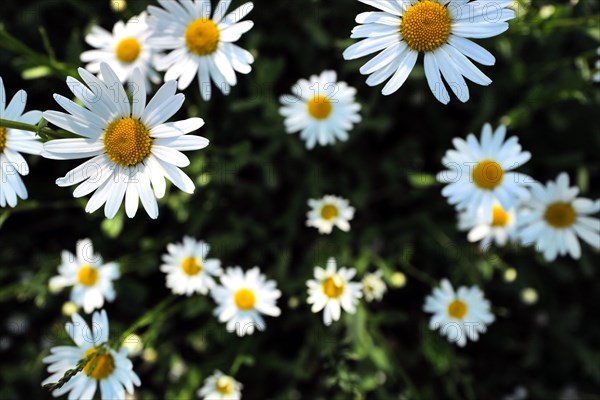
<box><xmin>458</xmin><ymin>201</ymin><xmax>518</xmax><ymax>250</ymax></box>
<box><xmin>343</xmin><ymin>0</ymin><xmax>515</xmax><ymax>104</ymax></box>
<box><xmin>518</xmin><ymin>173</ymin><xmax>600</xmax><ymax>261</ymax></box>
<box><xmin>0</xmin><ymin>77</ymin><xmax>42</xmax><ymax>208</ymax></box>
<box><xmin>42</xmin><ymin>310</ymin><xmax>141</xmax><ymax>399</ymax></box>
<box><xmin>42</xmin><ymin>62</ymin><xmax>209</xmax><ymax>219</ymax></box>
<box><xmin>147</xmin><ymin>0</ymin><xmax>255</xmax><ymax>101</ymax></box>
<box><xmin>197</xmin><ymin>370</ymin><xmax>243</xmax><ymax>400</ymax></box>
<box><xmin>437</xmin><ymin>123</ymin><xmax>532</xmax><ymax>220</ymax></box>
<box><xmin>306</xmin><ymin>194</ymin><xmax>355</xmax><ymax>234</ymax></box>
<box><xmin>211</xmin><ymin>266</ymin><xmax>281</xmax><ymax>336</ymax></box>
<box><xmin>279</xmin><ymin>70</ymin><xmax>362</xmax><ymax>149</ymax></box>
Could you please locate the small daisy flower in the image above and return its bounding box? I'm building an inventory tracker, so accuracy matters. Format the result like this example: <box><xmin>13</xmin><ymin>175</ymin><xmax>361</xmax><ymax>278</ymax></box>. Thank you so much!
<box><xmin>437</xmin><ymin>123</ymin><xmax>533</xmax><ymax>220</ymax></box>
<box><xmin>423</xmin><ymin>279</ymin><xmax>495</xmax><ymax>347</ymax></box>
<box><xmin>458</xmin><ymin>202</ymin><xmax>518</xmax><ymax>250</ymax></box>
<box><xmin>307</xmin><ymin>258</ymin><xmax>363</xmax><ymax>325</ymax></box>
<box><xmin>343</xmin><ymin>0</ymin><xmax>514</xmax><ymax>104</ymax></box>
<box><xmin>48</xmin><ymin>238</ymin><xmax>120</xmax><ymax>314</ymax></box>
<box><xmin>42</xmin><ymin>310</ymin><xmax>141</xmax><ymax>399</ymax></box>
<box><xmin>42</xmin><ymin>62</ymin><xmax>209</xmax><ymax>219</ymax></box>
<box><xmin>306</xmin><ymin>195</ymin><xmax>355</xmax><ymax>234</ymax></box>
<box><xmin>0</xmin><ymin>77</ymin><xmax>42</xmax><ymax>208</ymax></box>
<box><xmin>81</xmin><ymin>12</ymin><xmax>161</xmax><ymax>90</ymax></box>
<box><xmin>518</xmin><ymin>172</ymin><xmax>600</xmax><ymax>261</ymax></box>
<box><xmin>362</xmin><ymin>270</ymin><xmax>387</xmax><ymax>302</ymax></box>
<box><xmin>279</xmin><ymin>70</ymin><xmax>362</xmax><ymax>149</ymax></box>
<box><xmin>211</xmin><ymin>267</ymin><xmax>281</xmax><ymax>336</ymax></box>
<box><xmin>160</xmin><ymin>236</ymin><xmax>222</xmax><ymax>296</ymax></box>
<box><xmin>147</xmin><ymin>0</ymin><xmax>255</xmax><ymax>101</ymax></box>
<box><xmin>592</xmin><ymin>47</ymin><xmax>600</xmax><ymax>83</ymax></box>
<box><xmin>197</xmin><ymin>370</ymin><xmax>242</xmax><ymax>400</ymax></box>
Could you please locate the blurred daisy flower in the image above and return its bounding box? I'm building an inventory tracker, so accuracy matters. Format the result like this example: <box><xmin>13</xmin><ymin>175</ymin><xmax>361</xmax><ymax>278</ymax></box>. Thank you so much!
<box><xmin>48</xmin><ymin>238</ymin><xmax>120</xmax><ymax>314</ymax></box>
<box><xmin>160</xmin><ymin>236</ymin><xmax>222</xmax><ymax>296</ymax></box>
<box><xmin>211</xmin><ymin>267</ymin><xmax>281</xmax><ymax>336</ymax></box>
<box><xmin>593</xmin><ymin>47</ymin><xmax>600</xmax><ymax>83</ymax></box>
<box><xmin>362</xmin><ymin>270</ymin><xmax>387</xmax><ymax>302</ymax></box>
<box><xmin>307</xmin><ymin>258</ymin><xmax>363</xmax><ymax>325</ymax></box>
<box><xmin>306</xmin><ymin>194</ymin><xmax>355</xmax><ymax>234</ymax></box>
<box><xmin>197</xmin><ymin>370</ymin><xmax>242</xmax><ymax>400</ymax></box>
<box><xmin>42</xmin><ymin>62</ymin><xmax>209</xmax><ymax>219</ymax></box>
<box><xmin>458</xmin><ymin>202</ymin><xmax>518</xmax><ymax>250</ymax></box>
<box><xmin>518</xmin><ymin>173</ymin><xmax>600</xmax><ymax>261</ymax></box>
<box><xmin>424</xmin><ymin>279</ymin><xmax>495</xmax><ymax>347</ymax></box>
<box><xmin>437</xmin><ymin>123</ymin><xmax>533</xmax><ymax>220</ymax></box>
<box><xmin>81</xmin><ymin>12</ymin><xmax>161</xmax><ymax>90</ymax></box>
<box><xmin>343</xmin><ymin>0</ymin><xmax>514</xmax><ymax>104</ymax></box>
<box><xmin>147</xmin><ymin>0</ymin><xmax>255</xmax><ymax>101</ymax></box>
<box><xmin>0</xmin><ymin>77</ymin><xmax>42</xmax><ymax>208</ymax></box>
<box><xmin>279</xmin><ymin>70</ymin><xmax>361</xmax><ymax>149</ymax></box>
<box><xmin>42</xmin><ymin>310</ymin><xmax>140</xmax><ymax>399</ymax></box>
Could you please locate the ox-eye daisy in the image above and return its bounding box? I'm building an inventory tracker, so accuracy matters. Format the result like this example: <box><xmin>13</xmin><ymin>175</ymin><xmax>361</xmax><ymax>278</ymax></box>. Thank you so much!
<box><xmin>362</xmin><ymin>270</ymin><xmax>387</xmax><ymax>302</ymax></box>
<box><xmin>423</xmin><ymin>279</ymin><xmax>495</xmax><ymax>347</ymax></box>
<box><xmin>197</xmin><ymin>370</ymin><xmax>242</xmax><ymax>400</ymax></box>
<box><xmin>343</xmin><ymin>0</ymin><xmax>515</xmax><ymax>104</ymax></box>
<box><xmin>458</xmin><ymin>202</ymin><xmax>518</xmax><ymax>250</ymax></box>
<box><xmin>42</xmin><ymin>310</ymin><xmax>141</xmax><ymax>399</ymax></box>
<box><xmin>42</xmin><ymin>62</ymin><xmax>209</xmax><ymax>219</ymax></box>
<box><xmin>307</xmin><ymin>195</ymin><xmax>355</xmax><ymax>234</ymax></box>
<box><xmin>211</xmin><ymin>267</ymin><xmax>281</xmax><ymax>336</ymax></box>
<box><xmin>593</xmin><ymin>47</ymin><xmax>600</xmax><ymax>83</ymax></box>
<box><xmin>518</xmin><ymin>173</ymin><xmax>600</xmax><ymax>261</ymax></box>
<box><xmin>148</xmin><ymin>0</ymin><xmax>255</xmax><ymax>101</ymax></box>
<box><xmin>279</xmin><ymin>70</ymin><xmax>362</xmax><ymax>149</ymax></box>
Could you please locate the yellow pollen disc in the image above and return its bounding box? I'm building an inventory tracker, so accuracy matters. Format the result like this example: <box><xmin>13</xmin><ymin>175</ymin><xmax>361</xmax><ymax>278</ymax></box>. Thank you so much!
<box><xmin>115</xmin><ymin>37</ymin><xmax>141</xmax><ymax>63</ymax></box>
<box><xmin>181</xmin><ymin>256</ymin><xmax>203</xmax><ymax>276</ymax></box>
<box><xmin>103</xmin><ymin>117</ymin><xmax>152</xmax><ymax>167</ymax></box>
<box><xmin>185</xmin><ymin>18</ymin><xmax>220</xmax><ymax>55</ymax></box>
<box><xmin>83</xmin><ymin>348</ymin><xmax>115</xmax><ymax>380</ymax></box>
<box><xmin>322</xmin><ymin>276</ymin><xmax>345</xmax><ymax>298</ymax></box>
<box><xmin>491</xmin><ymin>205</ymin><xmax>510</xmax><ymax>227</ymax></box>
<box><xmin>216</xmin><ymin>376</ymin><xmax>234</xmax><ymax>395</ymax></box>
<box><xmin>234</xmin><ymin>288</ymin><xmax>256</xmax><ymax>310</ymax></box>
<box><xmin>0</xmin><ymin>127</ymin><xmax>7</xmax><ymax>151</ymax></box>
<box><xmin>77</xmin><ymin>266</ymin><xmax>99</xmax><ymax>286</ymax></box>
<box><xmin>401</xmin><ymin>0</ymin><xmax>452</xmax><ymax>53</ymax></box>
<box><xmin>320</xmin><ymin>204</ymin><xmax>339</xmax><ymax>221</ymax></box>
<box><xmin>473</xmin><ymin>160</ymin><xmax>504</xmax><ymax>190</ymax></box>
<box><xmin>447</xmin><ymin>299</ymin><xmax>468</xmax><ymax>319</ymax></box>
<box><xmin>544</xmin><ymin>202</ymin><xmax>576</xmax><ymax>228</ymax></box>
<box><xmin>307</xmin><ymin>95</ymin><xmax>333</xmax><ymax>120</ymax></box>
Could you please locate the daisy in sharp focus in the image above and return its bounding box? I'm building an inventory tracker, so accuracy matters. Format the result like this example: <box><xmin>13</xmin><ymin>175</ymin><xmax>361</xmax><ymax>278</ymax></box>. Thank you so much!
<box><xmin>458</xmin><ymin>201</ymin><xmax>518</xmax><ymax>250</ymax></box>
<box><xmin>343</xmin><ymin>0</ymin><xmax>515</xmax><ymax>104</ymax></box>
<box><xmin>42</xmin><ymin>62</ymin><xmax>209</xmax><ymax>219</ymax></box>
<box><xmin>279</xmin><ymin>70</ymin><xmax>362</xmax><ymax>149</ymax></box>
<box><xmin>423</xmin><ymin>279</ymin><xmax>495</xmax><ymax>347</ymax></box>
<box><xmin>307</xmin><ymin>258</ymin><xmax>363</xmax><ymax>325</ymax></box>
<box><xmin>211</xmin><ymin>266</ymin><xmax>281</xmax><ymax>336</ymax></box>
<box><xmin>518</xmin><ymin>172</ymin><xmax>600</xmax><ymax>261</ymax></box>
<box><xmin>160</xmin><ymin>236</ymin><xmax>222</xmax><ymax>296</ymax></box>
<box><xmin>0</xmin><ymin>77</ymin><xmax>42</xmax><ymax>208</ymax></box>
<box><xmin>42</xmin><ymin>310</ymin><xmax>141</xmax><ymax>399</ymax></box>
<box><xmin>362</xmin><ymin>270</ymin><xmax>387</xmax><ymax>302</ymax></box>
<box><xmin>48</xmin><ymin>238</ymin><xmax>120</xmax><ymax>314</ymax></box>
<box><xmin>147</xmin><ymin>0</ymin><xmax>255</xmax><ymax>101</ymax></box>
<box><xmin>197</xmin><ymin>370</ymin><xmax>242</xmax><ymax>400</ymax></box>
<box><xmin>307</xmin><ymin>194</ymin><xmax>355</xmax><ymax>234</ymax></box>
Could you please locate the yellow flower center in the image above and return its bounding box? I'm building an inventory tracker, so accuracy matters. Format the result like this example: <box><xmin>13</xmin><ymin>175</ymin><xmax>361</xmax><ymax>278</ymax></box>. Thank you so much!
<box><xmin>307</xmin><ymin>95</ymin><xmax>333</xmax><ymax>120</ymax></box>
<box><xmin>181</xmin><ymin>256</ymin><xmax>203</xmax><ymax>276</ymax></box>
<box><xmin>401</xmin><ymin>0</ymin><xmax>452</xmax><ymax>53</ymax></box>
<box><xmin>491</xmin><ymin>205</ymin><xmax>510</xmax><ymax>227</ymax></box>
<box><xmin>216</xmin><ymin>376</ymin><xmax>235</xmax><ymax>395</ymax></box>
<box><xmin>185</xmin><ymin>18</ymin><xmax>220</xmax><ymax>56</ymax></box>
<box><xmin>115</xmin><ymin>37</ymin><xmax>141</xmax><ymax>63</ymax></box>
<box><xmin>103</xmin><ymin>117</ymin><xmax>152</xmax><ymax>167</ymax></box>
<box><xmin>234</xmin><ymin>288</ymin><xmax>256</xmax><ymax>310</ymax></box>
<box><xmin>320</xmin><ymin>204</ymin><xmax>339</xmax><ymax>221</ymax></box>
<box><xmin>322</xmin><ymin>276</ymin><xmax>345</xmax><ymax>298</ymax></box>
<box><xmin>544</xmin><ymin>202</ymin><xmax>576</xmax><ymax>228</ymax></box>
<box><xmin>473</xmin><ymin>160</ymin><xmax>504</xmax><ymax>190</ymax></box>
<box><xmin>83</xmin><ymin>348</ymin><xmax>115</xmax><ymax>380</ymax></box>
<box><xmin>77</xmin><ymin>265</ymin><xmax>99</xmax><ymax>286</ymax></box>
<box><xmin>0</xmin><ymin>127</ymin><xmax>7</xmax><ymax>151</ymax></box>
<box><xmin>447</xmin><ymin>299</ymin><xmax>468</xmax><ymax>319</ymax></box>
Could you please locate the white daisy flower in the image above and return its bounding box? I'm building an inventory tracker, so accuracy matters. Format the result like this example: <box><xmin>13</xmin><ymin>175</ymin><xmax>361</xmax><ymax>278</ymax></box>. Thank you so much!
<box><xmin>437</xmin><ymin>123</ymin><xmax>533</xmax><ymax>220</ymax></box>
<box><xmin>518</xmin><ymin>172</ymin><xmax>600</xmax><ymax>262</ymax></box>
<box><xmin>458</xmin><ymin>201</ymin><xmax>518</xmax><ymax>250</ymax></box>
<box><xmin>343</xmin><ymin>0</ymin><xmax>514</xmax><ymax>104</ymax></box>
<box><xmin>362</xmin><ymin>270</ymin><xmax>387</xmax><ymax>302</ymax></box>
<box><xmin>593</xmin><ymin>47</ymin><xmax>600</xmax><ymax>83</ymax></box>
<box><xmin>197</xmin><ymin>370</ymin><xmax>242</xmax><ymax>400</ymax></box>
<box><xmin>42</xmin><ymin>62</ymin><xmax>209</xmax><ymax>219</ymax></box>
<box><xmin>160</xmin><ymin>236</ymin><xmax>222</xmax><ymax>296</ymax></box>
<box><xmin>48</xmin><ymin>238</ymin><xmax>120</xmax><ymax>314</ymax></box>
<box><xmin>42</xmin><ymin>310</ymin><xmax>141</xmax><ymax>399</ymax></box>
<box><xmin>147</xmin><ymin>0</ymin><xmax>255</xmax><ymax>101</ymax></box>
<box><xmin>0</xmin><ymin>77</ymin><xmax>42</xmax><ymax>208</ymax></box>
<box><xmin>423</xmin><ymin>278</ymin><xmax>495</xmax><ymax>347</ymax></box>
<box><xmin>279</xmin><ymin>70</ymin><xmax>362</xmax><ymax>149</ymax></box>
<box><xmin>307</xmin><ymin>258</ymin><xmax>363</xmax><ymax>325</ymax></box>
<box><xmin>211</xmin><ymin>266</ymin><xmax>281</xmax><ymax>336</ymax></box>
<box><xmin>81</xmin><ymin>12</ymin><xmax>161</xmax><ymax>91</ymax></box>
<box><xmin>306</xmin><ymin>195</ymin><xmax>355</xmax><ymax>234</ymax></box>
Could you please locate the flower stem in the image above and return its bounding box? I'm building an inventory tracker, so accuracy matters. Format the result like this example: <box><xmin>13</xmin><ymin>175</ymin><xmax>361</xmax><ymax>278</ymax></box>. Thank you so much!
<box><xmin>0</xmin><ymin>118</ymin><xmax>73</xmax><ymax>140</ymax></box>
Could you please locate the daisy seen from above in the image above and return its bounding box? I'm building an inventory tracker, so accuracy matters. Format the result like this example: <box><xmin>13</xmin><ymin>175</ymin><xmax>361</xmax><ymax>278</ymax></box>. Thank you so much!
<box><xmin>458</xmin><ymin>201</ymin><xmax>518</xmax><ymax>250</ymax></box>
<box><xmin>197</xmin><ymin>370</ymin><xmax>243</xmax><ymax>400</ymax></box>
<box><xmin>306</xmin><ymin>194</ymin><xmax>355</xmax><ymax>234</ymax></box>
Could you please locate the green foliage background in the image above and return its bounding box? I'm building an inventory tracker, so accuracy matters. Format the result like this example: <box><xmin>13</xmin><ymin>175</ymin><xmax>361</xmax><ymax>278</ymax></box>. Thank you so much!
<box><xmin>0</xmin><ymin>0</ymin><xmax>599</xmax><ymax>398</ymax></box>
